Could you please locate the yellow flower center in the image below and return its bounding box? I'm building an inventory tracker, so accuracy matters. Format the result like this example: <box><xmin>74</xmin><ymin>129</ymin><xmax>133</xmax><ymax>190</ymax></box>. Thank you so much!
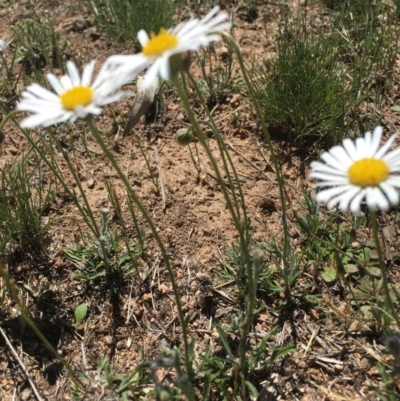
<box><xmin>60</xmin><ymin>86</ymin><xmax>94</xmax><ymax>111</ymax></box>
<box><xmin>348</xmin><ymin>158</ymin><xmax>389</xmax><ymax>187</ymax></box>
<box><xmin>142</xmin><ymin>28</ymin><xmax>179</xmax><ymax>57</ymax></box>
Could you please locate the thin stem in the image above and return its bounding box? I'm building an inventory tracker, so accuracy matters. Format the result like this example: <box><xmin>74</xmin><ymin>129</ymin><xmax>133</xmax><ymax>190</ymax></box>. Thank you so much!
<box><xmin>45</xmin><ymin>128</ymin><xmax>100</xmax><ymax>237</ymax></box>
<box><xmin>186</xmin><ymin>73</ymin><xmax>247</xmax><ymax>227</ymax></box>
<box><xmin>85</xmin><ymin>117</ymin><xmax>193</xmax><ymax>379</ymax></box>
<box><xmin>171</xmin><ymin>76</ymin><xmax>255</xmax><ymax>390</ymax></box>
<box><xmin>224</xmin><ymin>33</ymin><xmax>292</xmax><ymax>302</ymax></box>
<box><xmin>0</xmin><ymin>265</ymin><xmax>84</xmax><ymax>389</ymax></box>
<box><xmin>171</xmin><ymin>76</ymin><xmax>242</xmax><ymax>238</ymax></box>
<box><xmin>0</xmin><ymin>105</ymin><xmax>100</xmax><ymax>237</ymax></box>
<box><xmin>370</xmin><ymin>210</ymin><xmax>400</xmax><ymax>328</ymax></box>
<box><xmin>0</xmin><ymin>109</ymin><xmax>22</xmax><ymax>132</ymax></box>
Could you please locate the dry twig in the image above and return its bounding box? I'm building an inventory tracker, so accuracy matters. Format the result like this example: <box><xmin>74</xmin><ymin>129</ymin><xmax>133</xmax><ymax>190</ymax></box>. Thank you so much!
<box><xmin>154</xmin><ymin>147</ymin><xmax>166</xmax><ymax>211</ymax></box>
<box><xmin>0</xmin><ymin>326</ymin><xmax>44</xmax><ymax>401</ymax></box>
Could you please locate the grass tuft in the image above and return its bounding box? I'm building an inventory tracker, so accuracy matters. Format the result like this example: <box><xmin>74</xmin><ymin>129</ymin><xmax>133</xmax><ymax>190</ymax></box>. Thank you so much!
<box><xmin>253</xmin><ymin>22</ymin><xmax>349</xmax><ymax>144</ymax></box>
<box><xmin>79</xmin><ymin>0</ymin><xmax>185</xmax><ymax>48</ymax></box>
<box><xmin>252</xmin><ymin>1</ymin><xmax>397</xmax><ymax>145</ymax></box>
<box><xmin>12</xmin><ymin>17</ymin><xmax>74</xmax><ymax>83</ymax></box>
<box><xmin>0</xmin><ymin>158</ymin><xmax>51</xmax><ymax>264</ymax></box>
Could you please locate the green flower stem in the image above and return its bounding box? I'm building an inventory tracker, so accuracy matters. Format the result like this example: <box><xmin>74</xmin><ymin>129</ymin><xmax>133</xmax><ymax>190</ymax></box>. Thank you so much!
<box><xmin>370</xmin><ymin>210</ymin><xmax>400</xmax><ymax>328</ymax></box>
<box><xmin>0</xmin><ymin>105</ymin><xmax>100</xmax><ymax>237</ymax></box>
<box><xmin>85</xmin><ymin>117</ymin><xmax>193</xmax><ymax>380</ymax></box>
<box><xmin>45</xmin><ymin>128</ymin><xmax>100</xmax><ymax>237</ymax></box>
<box><xmin>171</xmin><ymin>75</ymin><xmax>255</xmax><ymax>390</ymax></box>
<box><xmin>224</xmin><ymin>33</ymin><xmax>292</xmax><ymax>302</ymax></box>
<box><xmin>0</xmin><ymin>109</ymin><xmax>22</xmax><ymax>132</ymax></box>
<box><xmin>185</xmin><ymin>73</ymin><xmax>248</xmax><ymax>229</ymax></box>
<box><xmin>171</xmin><ymin>76</ymin><xmax>246</xmax><ymax>246</ymax></box>
<box><xmin>0</xmin><ymin>265</ymin><xmax>84</xmax><ymax>389</ymax></box>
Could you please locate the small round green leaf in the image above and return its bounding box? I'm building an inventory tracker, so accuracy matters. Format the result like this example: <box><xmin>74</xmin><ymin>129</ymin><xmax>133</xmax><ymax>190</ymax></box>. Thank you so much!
<box><xmin>74</xmin><ymin>304</ymin><xmax>87</xmax><ymax>324</ymax></box>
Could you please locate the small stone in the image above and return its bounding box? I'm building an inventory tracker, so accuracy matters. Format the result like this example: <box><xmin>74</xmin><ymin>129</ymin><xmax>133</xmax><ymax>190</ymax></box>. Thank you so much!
<box><xmin>159</xmin><ymin>284</ymin><xmax>170</xmax><ymax>294</ymax></box>
<box><xmin>196</xmin><ymin>292</ymin><xmax>206</xmax><ymax>307</ymax></box>
<box><xmin>359</xmin><ymin>357</ymin><xmax>369</xmax><ymax>369</ymax></box>
<box><xmin>196</xmin><ymin>272</ymin><xmax>210</xmax><ymax>281</ymax></box>
<box><xmin>104</xmin><ymin>335</ymin><xmax>114</xmax><ymax>345</ymax></box>
<box><xmin>7</xmin><ymin>146</ymin><xmax>18</xmax><ymax>155</ymax></box>
<box><xmin>383</xmin><ymin>225</ymin><xmax>396</xmax><ymax>243</ymax></box>
<box><xmin>142</xmin><ymin>293</ymin><xmax>152</xmax><ymax>302</ymax></box>
<box><xmin>133</xmin><ymin>304</ymin><xmax>143</xmax><ymax>318</ymax></box>
<box><xmin>73</xmin><ymin>18</ymin><xmax>91</xmax><ymax>32</ymax></box>
<box><xmin>370</xmin><ymin>249</ymin><xmax>379</xmax><ymax>260</ymax></box>
<box><xmin>348</xmin><ymin>320</ymin><xmax>362</xmax><ymax>332</ymax></box>
<box><xmin>230</xmin><ymin>94</ymin><xmax>241</xmax><ymax>104</ymax></box>
<box><xmin>219</xmin><ymin>46</ymin><xmax>229</xmax><ymax>60</ymax></box>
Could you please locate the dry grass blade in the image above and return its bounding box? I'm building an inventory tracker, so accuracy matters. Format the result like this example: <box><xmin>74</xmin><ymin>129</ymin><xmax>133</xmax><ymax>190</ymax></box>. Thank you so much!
<box><xmin>0</xmin><ymin>326</ymin><xmax>44</xmax><ymax>401</ymax></box>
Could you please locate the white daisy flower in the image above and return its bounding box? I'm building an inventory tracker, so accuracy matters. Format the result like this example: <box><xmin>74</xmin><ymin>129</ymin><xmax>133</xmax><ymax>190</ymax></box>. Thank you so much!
<box><xmin>309</xmin><ymin>126</ymin><xmax>400</xmax><ymax>214</ymax></box>
<box><xmin>17</xmin><ymin>60</ymin><xmax>130</xmax><ymax>128</ymax></box>
<box><xmin>104</xmin><ymin>6</ymin><xmax>231</xmax><ymax>88</ymax></box>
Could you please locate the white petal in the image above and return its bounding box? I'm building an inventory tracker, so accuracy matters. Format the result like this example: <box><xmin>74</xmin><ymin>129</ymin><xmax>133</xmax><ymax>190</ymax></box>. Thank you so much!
<box><xmin>0</xmin><ymin>39</ymin><xmax>8</xmax><ymax>51</ymax></box>
<box><xmin>66</xmin><ymin>61</ymin><xmax>81</xmax><ymax>86</ymax></box>
<box><xmin>82</xmin><ymin>60</ymin><xmax>96</xmax><ymax>86</ymax></box>
<box><xmin>326</xmin><ymin>192</ymin><xmax>346</xmax><ymax>210</ymax></box>
<box><xmin>199</xmin><ymin>33</ymin><xmax>221</xmax><ymax>46</ymax></box>
<box><xmin>322</xmin><ymin>148</ymin><xmax>350</xmax><ymax>170</ymax></box>
<box><xmin>202</xmin><ymin>5</ymin><xmax>220</xmax><ymax>24</ymax></box>
<box><xmin>46</xmin><ymin>74</ymin><xmax>64</xmax><ymax>95</ymax></box>
<box><xmin>386</xmin><ymin>176</ymin><xmax>400</xmax><ymax>188</ymax></box>
<box><xmin>309</xmin><ymin>161</ymin><xmax>348</xmax><ymax>176</ymax></box>
<box><xmin>369</xmin><ymin>126</ymin><xmax>383</xmax><ymax>156</ymax></box>
<box><xmin>25</xmin><ymin>83</ymin><xmax>59</xmax><ymax>101</ymax></box>
<box><xmin>383</xmin><ymin>147</ymin><xmax>400</xmax><ymax>165</ymax></box>
<box><xmin>329</xmin><ymin>145</ymin><xmax>354</xmax><ymax>167</ymax></box>
<box><xmin>366</xmin><ymin>187</ymin><xmax>389</xmax><ymax>211</ymax></box>
<box><xmin>349</xmin><ymin>190</ymin><xmax>366</xmax><ymax>214</ymax></box>
<box><xmin>355</xmin><ymin>136</ymin><xmax>368</xmax><ymax>158</ymax></box>
<box><xmin>102</xmin><ymin>55</ymin><xmax>147</xmax><ymax>86</ymax></box>
<box><xmin>159</xmin><ymin>57</ymin><xmax>171</xmax><ymax>80</ymax></box>
<box><xmin>309</xmin><ymin>171</ymin><xmax>348</xmax><ymax>182</ymax></box>
<box><xmin>138</xmin><ymin>30</ymin><xmax>149</xmax><ymax>47</ymax></box>
<box><xmin>364</xmin><ymin>130</ymin><xmax>372</xmax><ymax>150</ymax></box>
<box><xmin>376</xmin><ymin>133</ymin><xmax>399</xmax><ymax>159</ymax></box>
<box><xmin>143</xmin><ymin>59</ymin><xmax>162</xmax><ymax>88</ymax></box>
<box><xmin>338</xmin><ymin>186</ymin><xmax>361</xmax><ymax>212</ymax></box>
<box><xmin>202</xmin><ymin>14</ymin><xmax>231</xmax><ymax>32</ymax></box>
<box><xmin>315</xmin><ymin>185</ymin><xmax>351</xmax><ymax>204</ymax></box>
<box><xmin>342</xmin><ymin>138</ymin><xmax>358</xmax><ymax>161</ymax></box>
<box><xmin>17</xmin><ymin>101</ymin><xmax>61</xmax><ymax>112</ymax></box>
<box><xmin>379</xmin><ymin>182</ymin><xmax>399</xmax><ymax>205</ymax></box>
<box><xmin>20</xmin><ymin>111</ymin><xmax>69</xmax><ymax>128</ymax></box>
<box><xmin>314</xmin><ymin>180</ymin><xmax>349</xmax><ymax>187</ymax></box>
<box><xmin>177</xmin><ymin>19</ymin><xmax>200</xmax><ymax>37</ymax></box>
<box><xmin>60</xmin><ymin>75</ymin><xmax>73</xmax><ymax>90</ymax></box>
<box><xmin>104</xmin><ymin>54</ymin><xmax>136</xmax><ymax>66</ymax></box>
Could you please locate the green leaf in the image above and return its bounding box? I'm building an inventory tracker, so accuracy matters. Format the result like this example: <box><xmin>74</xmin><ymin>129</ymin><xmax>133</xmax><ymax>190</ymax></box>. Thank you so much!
<box><xmin>366</xmin><ymin>267</ymin><xmax>381</xmax><ymax>277</ymax></box>
<box><xmin>74</xmin><ymin>304</ymin><xmax>88</xmax><ymax>324</ymax></box>
<box><xmin>360</xmin><ymin>305</ymin><xmax>373</xmax><ymax>319</ymax></box>
<box><xmin>245</xmin><ymin>380</ymin><xmax>259</xmax><ymax>397</ymax></box>
<box><xmin>344</xmin><ymin>264</ymin><xmax>358</xmax><ymax>274</ymax></box>
<box><xmin>214</xmin><ymin>325</ymin><xmax>235</xmax><ymax>361</ymax></box>
<box><xmin>322</xmin><ymin>267</ymin><xmax>337</xmax><ymax>283</ymax></box>
<box><xmin>360</xmin><ymin>247</ymin><xmax>370</xmax><ymax>263</ymax></box>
